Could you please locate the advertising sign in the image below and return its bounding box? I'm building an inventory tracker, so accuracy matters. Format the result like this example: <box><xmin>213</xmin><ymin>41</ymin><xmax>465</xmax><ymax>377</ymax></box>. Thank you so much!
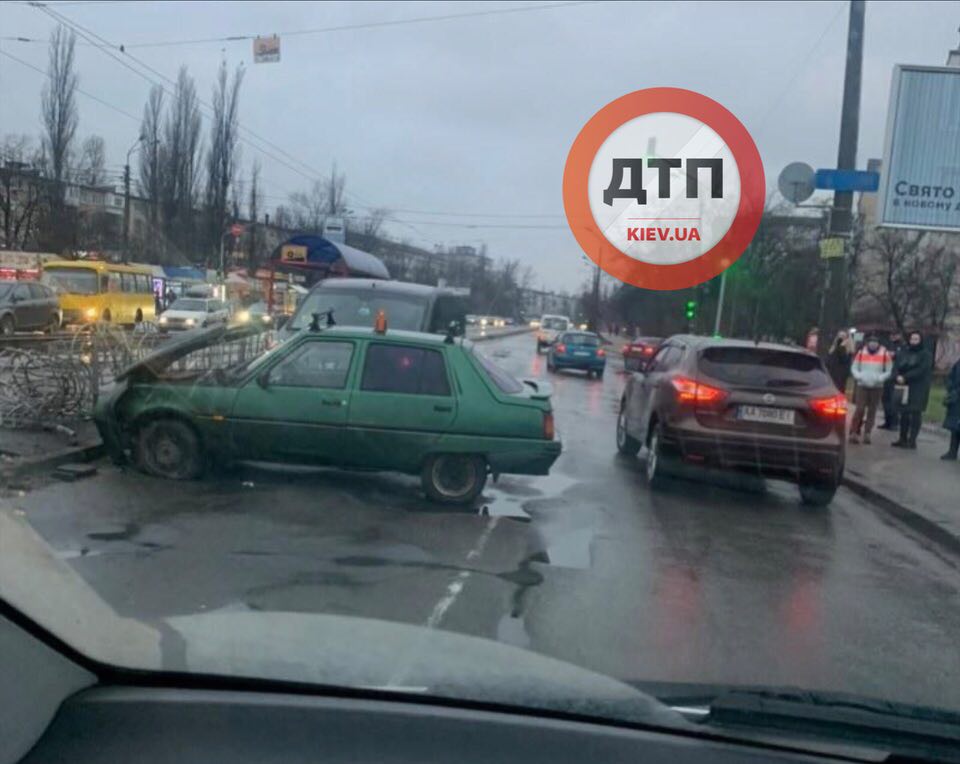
<box><xmin>280</xmin><ymin>244</ymin><xmax>308</xmax><ymax>263</ymax></box>
<box><xmin>253</xmin><ymin>35</ymin><xmax>280</xmax><ymax>64</ymax></box>
<box><xmin>878</xmin><ymin>65</ymin><xmax>960</xmax><ymax>231</ymax></box>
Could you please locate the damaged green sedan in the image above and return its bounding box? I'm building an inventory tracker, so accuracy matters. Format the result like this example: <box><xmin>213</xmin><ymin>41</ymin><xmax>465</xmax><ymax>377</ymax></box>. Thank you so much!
<box><xmin>94</xmin><ymin>324</ymin><xmax>560</xmax><ymax>503</ymax></box>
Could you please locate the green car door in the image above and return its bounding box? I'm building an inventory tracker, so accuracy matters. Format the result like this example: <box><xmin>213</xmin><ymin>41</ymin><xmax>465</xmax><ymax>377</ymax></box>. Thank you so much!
<box><xmin>228</xmin><ymin>339</ymin><xmax>356</xmax><ymax>464</ymax></box>
<box><xmin>344</xmin><ymin>341</ymin><xmax>458</xmax><ymax>471</ymax></box>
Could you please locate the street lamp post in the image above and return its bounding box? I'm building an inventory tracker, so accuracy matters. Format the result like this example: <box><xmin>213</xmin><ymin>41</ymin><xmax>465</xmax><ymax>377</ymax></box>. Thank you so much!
<box><xmin>122</xmin><ymin>134</ymin><xmax>145</xmax><ymax>263</ymax></box>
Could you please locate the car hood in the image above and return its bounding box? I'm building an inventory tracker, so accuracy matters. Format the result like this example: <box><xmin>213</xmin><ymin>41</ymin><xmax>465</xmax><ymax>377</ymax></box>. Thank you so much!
<box><xmin>116</xmin><ymin>324</ymin><xmax>267</xmax><ymax>380</ymax></box>
<box><xmin>0</xmin><ymin>507</ymin><xmax>686</xmax><ymax>730</ymax></box>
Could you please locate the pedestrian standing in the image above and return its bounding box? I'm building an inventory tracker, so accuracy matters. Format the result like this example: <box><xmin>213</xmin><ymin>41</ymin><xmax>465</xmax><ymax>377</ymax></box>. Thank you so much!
<box><xmin>825</xmin><ymin>330</ymin><xmax>855</xmax><ymax>394</ymax></box>
<box><xmin>891</xmin><ymin>330</ymin><xmax>933</xmax><ymax>449</ymax></box>
<box><xmin>879</xmin><ymin>331</ymin><xmax>904</xmax><ymax>430</ymax></box>
<box><xmin>154</xmin><ymin>291</ymin><xmax>163</xmax><ymax>316</ymax></box>
<box><xmin>848</xmin><ymin>334</ymin><xmax>893</xmax><ymax>444</ymax></box>
<box><xmin>940</xmin><ymin>356</ymin><xmax>960</xmax><ymax>461</ymax></box>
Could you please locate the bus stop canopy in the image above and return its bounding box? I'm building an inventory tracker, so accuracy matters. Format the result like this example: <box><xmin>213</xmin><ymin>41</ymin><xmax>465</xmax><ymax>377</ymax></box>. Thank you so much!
<box><xmin>272</xmin><ymin>235</ymin><xmax>389</xmax><ymax>280</ymax></box>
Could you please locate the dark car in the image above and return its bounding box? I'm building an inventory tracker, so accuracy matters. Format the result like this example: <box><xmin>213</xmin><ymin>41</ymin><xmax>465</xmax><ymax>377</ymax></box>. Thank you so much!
<box><xmin>616</xmin><ymin>335</ymin><xmax>846</xmax><ymax>506</ymax></box>
<box><xmin>0</xmin><ymin>280</ymin><xmax>61</xmax><ymax>335</ymax></box>
<box><xmin>621</xmin><ymin>336</ymin><xmax>662</xmax><ymax>372</ymax></box>
<box><xmin>547</xmin><ymin>331</ymin><xmax>606</xmax><ymax>378</ymax></box>
<box><xmin>282</xmin><ymin>278</ymin><xmax>468</xmax><ymax>338</ymax></box>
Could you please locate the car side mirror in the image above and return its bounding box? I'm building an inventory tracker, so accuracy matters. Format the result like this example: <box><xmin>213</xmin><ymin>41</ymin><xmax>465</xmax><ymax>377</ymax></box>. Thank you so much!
<box><xmin>256</xmin><ymin>371</ymin><xmax>270</xmax><ymax>389</ymax></box>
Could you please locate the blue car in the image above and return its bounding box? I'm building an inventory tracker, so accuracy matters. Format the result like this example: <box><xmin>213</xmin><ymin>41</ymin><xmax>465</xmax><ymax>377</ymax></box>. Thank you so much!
<box><xmin>546</xmin><ymin>331</ymin><xmax>606</xmax><ymax>379</ymax></box>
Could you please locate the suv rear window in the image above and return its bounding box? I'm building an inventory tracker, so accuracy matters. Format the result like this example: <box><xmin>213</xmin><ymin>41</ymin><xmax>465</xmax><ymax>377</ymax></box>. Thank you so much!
<box><xmin>699</xmin><ymin>347</ymin><xmax>830</xmax><ymax>389</ymax></box>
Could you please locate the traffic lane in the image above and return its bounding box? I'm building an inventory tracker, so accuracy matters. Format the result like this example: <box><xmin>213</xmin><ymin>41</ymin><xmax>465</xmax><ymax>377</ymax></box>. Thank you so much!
<box><xmin>9</xmin><ymin>462</ymin><xmax>547</xmax><ymax>630</ymax></box>
<box><xmin>458</xmin><ymin>333</ymin><xmax>960</xmax><ymax>709</ymax></box>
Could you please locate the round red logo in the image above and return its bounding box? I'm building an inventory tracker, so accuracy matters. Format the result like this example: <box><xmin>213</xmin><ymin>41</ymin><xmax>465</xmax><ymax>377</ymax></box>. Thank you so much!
<box><xmin>563</xmin><ymin>88</ymin><xmax>764</xmax><ymax>291</ymax></box>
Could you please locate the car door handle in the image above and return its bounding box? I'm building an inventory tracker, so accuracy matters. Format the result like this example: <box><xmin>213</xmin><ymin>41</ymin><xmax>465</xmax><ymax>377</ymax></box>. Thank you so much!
<box><xmin>433</xmin><ymin>404</ymin><xmax>452</xmax><ymax>412</ymax></box>
<box><xmin>321</xmin><ymin>398</ymin><xmax>343</xmax><ymax>407</ymax></box>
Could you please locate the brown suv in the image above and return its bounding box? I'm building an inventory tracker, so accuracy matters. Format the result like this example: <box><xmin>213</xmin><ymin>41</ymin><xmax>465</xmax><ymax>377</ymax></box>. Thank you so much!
<box><xmin>616</xmin><ymin>335</ymin><xmax>846</xmax><ymax>506</ymax></box>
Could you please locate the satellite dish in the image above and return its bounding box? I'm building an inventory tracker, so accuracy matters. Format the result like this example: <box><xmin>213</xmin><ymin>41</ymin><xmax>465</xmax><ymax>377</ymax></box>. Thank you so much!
<box><xmin>778</xmin><ymin>162</ymin><xmax>815</xmax><ymax>203</ymax></box>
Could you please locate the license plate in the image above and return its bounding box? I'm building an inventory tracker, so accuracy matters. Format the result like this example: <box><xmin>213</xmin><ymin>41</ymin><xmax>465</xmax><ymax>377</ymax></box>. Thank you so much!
<box><xmin>574</xmin><ymin>351</ymin><xmax>590</xmax><ymax>356</ymax></box>
<box><xmin>737</xmin><ymin>405</ymin><xmax>795</xmax><ymax>425</ymax></box>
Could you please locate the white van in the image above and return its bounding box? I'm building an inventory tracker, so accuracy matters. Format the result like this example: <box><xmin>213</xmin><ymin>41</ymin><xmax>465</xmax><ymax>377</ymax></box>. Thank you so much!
<box><xmin>536</xmin><ymin>314</ymin><xmax>571</xmax><ymax>352</ymax></box>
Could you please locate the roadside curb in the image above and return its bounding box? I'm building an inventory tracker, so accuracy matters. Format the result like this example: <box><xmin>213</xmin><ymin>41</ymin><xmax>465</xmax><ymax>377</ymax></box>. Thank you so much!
<box><xmin>1</xmin><ymin>441</ymin><xmax>105</xmax><ymax>481</ymax></box>
<box><xmin>842</xmin><ymin>472</ymin><xmax>960</xmax><ymax>558</ymax></box>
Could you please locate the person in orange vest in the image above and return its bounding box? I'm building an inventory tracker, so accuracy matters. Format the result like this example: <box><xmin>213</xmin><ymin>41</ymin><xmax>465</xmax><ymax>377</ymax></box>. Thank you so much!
<box><xmin>849</xmin><ymin>333</ymin><xmax>894</xmax><ymax>444</ymax></box>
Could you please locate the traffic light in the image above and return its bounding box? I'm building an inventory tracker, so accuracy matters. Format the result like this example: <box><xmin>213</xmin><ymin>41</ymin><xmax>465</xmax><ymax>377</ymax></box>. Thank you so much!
<box><xmin>684</xmin><ymin>300</ymin><xmax>697</xmax><ymax>320</ymax></box>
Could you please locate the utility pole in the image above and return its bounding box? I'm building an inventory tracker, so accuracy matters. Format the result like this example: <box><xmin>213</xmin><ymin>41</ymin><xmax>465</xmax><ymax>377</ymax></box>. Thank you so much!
<box><xmin>824</xmin><ymin>0</ymin><xmax>865</xmax><ymax>342</ymax></box>
<box><xmin>713</xmin><ymin>269</ymin><xmax>727</xmax><ymax>336</ymax></box>
<box><xmin>121</xmin><ymin>163</ymin><xmax>131</xmax><ymax>263</ymax></box>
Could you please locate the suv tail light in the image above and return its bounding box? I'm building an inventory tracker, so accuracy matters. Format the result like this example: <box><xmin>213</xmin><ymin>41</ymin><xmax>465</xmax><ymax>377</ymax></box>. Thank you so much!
<box><xmin>555</xmin><ymin>343</ymin><xmax>566</xmax><ymax>354</ymax></box>
<box><xmin>543</xmin><ymin>411</ymin><xmax>555</xmax><ymax>440</ymax></box>
<box><xmin>809</xmin><ymin>393</ymin><xmax>848</xmax><ymax>418</ymax></box>
<box><xmin>671</xmin><ymin>375</ymin><xmax>728</xmax><ymax>408</ymax></box>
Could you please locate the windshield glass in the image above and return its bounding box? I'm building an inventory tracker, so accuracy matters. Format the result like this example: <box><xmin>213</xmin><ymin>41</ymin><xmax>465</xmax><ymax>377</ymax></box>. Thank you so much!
<box><xmin>43</xmin><ymin>268</ymin><xmax>98</xmax><ymax>295</ymax></box>
<box><xmin>170</xmin><ymin>299</ymin><xmax>207</xmax><ymax>312</ymax></box>
<box><xmin>290</xmin><ymin>289</ymin><xmax>427</xmax><ymax>331</ymax></box>
<box><xmin>4</xmin><ymin>1</ymin><xmax>960</xmax><ymax>752</ymax></box>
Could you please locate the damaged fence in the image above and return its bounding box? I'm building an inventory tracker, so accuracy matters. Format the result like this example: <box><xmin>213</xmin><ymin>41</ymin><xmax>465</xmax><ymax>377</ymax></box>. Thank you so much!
<box><xmin>0</xmin><ymin>324</ymin><xmax>273</xmax><ymax>429</ymax></box>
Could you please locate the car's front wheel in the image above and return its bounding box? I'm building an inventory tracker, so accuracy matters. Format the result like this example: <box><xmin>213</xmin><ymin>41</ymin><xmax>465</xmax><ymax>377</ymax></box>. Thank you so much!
<box><xmin>798</xmin><ymin>475</ymin><xmax>837</xmax><ymax>507</ymax></box>
<box><xmin>135</xmin><ymin>418</ymin><xmax>205</xmax><ymax>480</ymax></box>
<box><xmin>421</xmin><ymin>454</ymin><xmax>487</xmax><ymax>504</ymax></box>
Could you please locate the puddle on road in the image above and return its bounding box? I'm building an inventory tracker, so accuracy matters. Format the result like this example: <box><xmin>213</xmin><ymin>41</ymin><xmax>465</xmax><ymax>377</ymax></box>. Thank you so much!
<box><xmin>544</xmin><ymin>528</ymin><xmax>593</xmax><ymax>569</ymax></box>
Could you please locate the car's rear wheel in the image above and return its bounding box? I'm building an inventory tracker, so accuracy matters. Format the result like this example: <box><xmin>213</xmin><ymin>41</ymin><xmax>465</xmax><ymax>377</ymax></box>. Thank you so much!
<box><xmin>798</xmin><ymin>475</ymin><xmax>838</xmax><ymax>507</ymax></box>
<box><xmin>616</xmin><ymin>405</ymin><xmax>641</xmax><ymax>456</ymax></box>
<box><xmin>644</xmin><ymin>421</ymin><xmax>669</xmax><ymax>488</ymax></box>
<box><xmin>0</xmin><ymin>315</ymin><xmax>14</xmax><ymax>335</ymax></box>
<box><xmin>135</xmin><ymin>419</ymin><xmax>205</xmax><ymax>480</ymax></box>
<box><xmin>422</xmin><ymin>454</ymin><xmax>487</xmax><ymax>504</ymax></box>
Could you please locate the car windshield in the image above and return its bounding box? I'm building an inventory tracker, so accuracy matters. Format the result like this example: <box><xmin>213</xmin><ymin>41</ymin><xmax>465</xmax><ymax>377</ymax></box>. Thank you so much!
<box><xmin>4</xmin><ymin>2</ymin><xmax>960</xmax><ymax>755</ymax></box>
<box><xmin>170</xmin><ymin>299</ymin><xmax>207</xmax><ymax>312</ymax></box>
<box><xmin>43</xmin><ymin>268</ymin><xmax>98</xmax><ymax>295</ymax></box>
<box><xmin>290</xmin><ymin>289</ymin><xmax>427</xmax><ymax>331</ymax></box>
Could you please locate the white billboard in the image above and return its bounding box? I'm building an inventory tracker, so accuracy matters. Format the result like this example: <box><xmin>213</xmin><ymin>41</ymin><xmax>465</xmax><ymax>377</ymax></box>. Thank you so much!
<box><xmin>878</xmin><ymin>64</ymin><xmax>960</xmax><ymax>231</ymax></box>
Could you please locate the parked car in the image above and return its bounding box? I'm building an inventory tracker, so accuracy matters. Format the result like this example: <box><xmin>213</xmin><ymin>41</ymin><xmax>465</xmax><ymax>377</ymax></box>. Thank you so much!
<box><xmin>547</xmin><ymin>331</ymin><xmax>606</xmax><ymax>379</ymax></box>
<box><xmin>622</xmin><ymin>336</ymin><xmax>663</xmax><ymax>372</ymax></box>
<box><xmin>0</xmin><ymin>281</ymin><xmax>61</xmax><ymax>335</ymax></box>
<box><xmin>94</xmin><ymin>324</ymin><xmax>561</xmax><ymax>504</ymax></box>
<box><xmin>536</xmin><ymin>314</ymin><xmax>571</xmax><ymax>352</ymax></box>
<box><xmin>282</xmin><ymin>278</ymin><xmax>467</xmax><ymax>339</ymax></box>
<box><xmin>158</xmin><ymin>297</ymin><xmax>230</xmax><ymax>332</ymax></box>
<box><xmin>616</xmin><ymin>335</ymin><xmax>846</xmax><ymax>506</ymax></box>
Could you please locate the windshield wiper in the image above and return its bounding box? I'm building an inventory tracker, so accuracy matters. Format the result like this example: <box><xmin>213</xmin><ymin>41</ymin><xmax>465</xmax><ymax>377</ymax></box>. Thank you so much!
<box><xmin>703</xmin><ymin>688</ymin><xmax>960</xmax><ymax>759</ymax></box>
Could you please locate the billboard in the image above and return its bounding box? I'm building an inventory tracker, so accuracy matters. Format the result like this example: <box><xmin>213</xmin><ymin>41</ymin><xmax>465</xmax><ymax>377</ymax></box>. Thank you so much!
<box><xmin>878</xmin><ymin>65</ymin><xmax>960</xmax><ymax>231</ymax></box>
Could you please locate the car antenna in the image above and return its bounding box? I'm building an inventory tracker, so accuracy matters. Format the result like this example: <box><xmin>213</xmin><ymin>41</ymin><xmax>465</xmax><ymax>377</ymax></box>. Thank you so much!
<box><xmin>309</xmin><ymin>312</ymin><xmax>321</xmax><ymax>331</ymax></box>
<box><xmin>325</xmin><ymin>308</ymin><xmax>336</xmax><ymax>327</ymax></box>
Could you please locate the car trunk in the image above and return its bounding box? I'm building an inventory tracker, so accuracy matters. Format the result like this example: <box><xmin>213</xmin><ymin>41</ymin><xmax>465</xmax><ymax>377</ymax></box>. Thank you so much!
<box><xmin>693</xmin><ymin>346</ymin><xmax>838</xmax><ymax>440</ymax></box>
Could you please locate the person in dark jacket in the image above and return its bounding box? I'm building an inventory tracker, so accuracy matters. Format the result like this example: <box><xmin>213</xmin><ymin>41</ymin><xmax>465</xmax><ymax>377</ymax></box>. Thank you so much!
<box><xmin>879</xmin><ymin>331</ymin><xmax>904</xmax><ymax>430</ymax></box>
<box><xmin>825</xmin><ymin>330</ymin><xmax>855</xmax><ymax>393</ymax></box>
<box><xmin>941</xmin><ymin>357</ymin><xmax>960</xmax><ymax>460</ymax></box>
<box><xmin>891</xmin><ymin>330</ymin><xmax>933</xmax><ymax>449</ymax></box>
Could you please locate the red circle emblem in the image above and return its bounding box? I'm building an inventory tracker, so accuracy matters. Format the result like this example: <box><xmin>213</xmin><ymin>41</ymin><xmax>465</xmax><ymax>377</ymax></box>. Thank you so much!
<box><xmin>562</xmin><ymin>88</ymin><xmax>764</xmax><ymax>291</ymax></box>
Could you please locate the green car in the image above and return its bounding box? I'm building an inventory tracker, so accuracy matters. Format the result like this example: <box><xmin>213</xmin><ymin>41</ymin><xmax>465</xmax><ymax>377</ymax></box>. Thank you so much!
<box><xmin>94</xmin><ymin>324</ymin><xmax>560</xmax><ymax>503</ymax></box>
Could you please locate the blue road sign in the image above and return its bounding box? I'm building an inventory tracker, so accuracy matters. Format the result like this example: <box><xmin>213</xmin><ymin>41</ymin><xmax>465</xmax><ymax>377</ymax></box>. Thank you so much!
<box><xmin>815</xmin><ymin>169</ymin><xmax>880</xmax><ymax>192</ymax></box>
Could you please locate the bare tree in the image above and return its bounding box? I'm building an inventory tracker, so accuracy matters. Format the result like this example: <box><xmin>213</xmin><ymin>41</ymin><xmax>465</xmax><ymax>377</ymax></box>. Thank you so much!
<box><xmin>0</xmin><ymin>135</ymin><xmax>44</xmax><ymax>249</ymax></box>
<box><xmin>205</xmin><ymin>60</ymin><xmax>244</xmax><ymax>265</ymax></box>
<box><xmin>359</xmin><ymin>206</ymin><xmax>390</xmax><ymax>237</ymax></box>
<box><xmin>77</xmin><ymin>135</ymin><xmax>106</xmax><ymax>186</ymax></box>
<box><xmin>40</xmin><ymin>25</ymin><xmax>79</xmax><ymax>200</ymax></box>
<box><xmin>138</xmin><ymin>85</ymin><xmax>164</xmax><ymax>253</ymax></box>
<box><xmin>326</xmin><ymin>163</ymin><xmax>346</xmax><ymax>215</ymax></box>
<box><xmin>288</xmin><ymin>179</ymin><xmax>326</xmax><ymax>231</ymax></box>
<box><xmin>159</xmin><ymin>67</ymin><xmax>203</xmax><ymax>262</ymax></box>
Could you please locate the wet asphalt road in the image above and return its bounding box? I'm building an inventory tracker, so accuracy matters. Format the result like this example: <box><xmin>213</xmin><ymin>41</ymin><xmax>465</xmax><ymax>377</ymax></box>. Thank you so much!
<box><xmin>7</xmin><ymin>331</ymin><xmax>960</xmax><ymax>710</ymax></box>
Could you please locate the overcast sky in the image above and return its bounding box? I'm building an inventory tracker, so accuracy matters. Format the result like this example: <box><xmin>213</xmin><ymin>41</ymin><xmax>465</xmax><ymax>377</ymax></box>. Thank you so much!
<box><xmin>1</xmin><ymin>0</ymin><xmax>957</xmax><ymax>291</ymax></box>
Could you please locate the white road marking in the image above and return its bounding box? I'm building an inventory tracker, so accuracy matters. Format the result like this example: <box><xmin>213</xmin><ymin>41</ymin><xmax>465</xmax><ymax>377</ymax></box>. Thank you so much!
<box><xmin>424</xmin><ymin>516</ymin><xmax>499</xmax><ymax>630</ymax></box>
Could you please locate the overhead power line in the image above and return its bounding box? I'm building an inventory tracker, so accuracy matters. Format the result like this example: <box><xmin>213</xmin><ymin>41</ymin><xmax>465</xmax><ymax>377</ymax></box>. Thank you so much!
<box><xmin>5</xmin><ymin>2</ymin><xmax>597</xmax><ymax>49</ymax></box>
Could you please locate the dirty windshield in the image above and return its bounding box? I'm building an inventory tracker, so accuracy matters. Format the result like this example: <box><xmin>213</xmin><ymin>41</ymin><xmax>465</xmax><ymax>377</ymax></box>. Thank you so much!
<box><xmin>2</xmin><ymin>0</ymin><xmax>960</xmax><ymax>755</ymax></box>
